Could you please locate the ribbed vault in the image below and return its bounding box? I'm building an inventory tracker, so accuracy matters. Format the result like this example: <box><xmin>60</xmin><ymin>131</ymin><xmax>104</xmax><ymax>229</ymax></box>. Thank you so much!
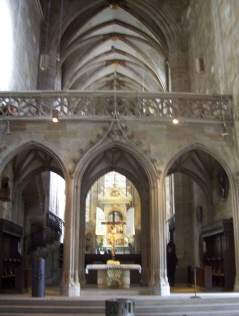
<box><xmin>168</xmin><ymin>149</ymin><xmax>224</xmax><ymax>206</ymax></box>
<box><xmin>40</xmin><ymin>0</ymin><xmax>189</xmax><ymax>91</ymax></box>
<box><xmin>81</xmin><ymin>146</ymin><xmax>150</xmax><ymax>203</ymax></box>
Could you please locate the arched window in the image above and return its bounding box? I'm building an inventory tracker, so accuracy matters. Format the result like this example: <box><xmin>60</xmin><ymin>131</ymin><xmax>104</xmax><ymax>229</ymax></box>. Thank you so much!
<box><xmin>108</xmin><ymin>211</ymin><xmax>124</xmax><ymax>234</ymax></box>
<box><xmin>108</xmin><ymin>211</ymin><xmax>123</xmax><ymax>222</ymax></box>
<box><xmin>104</xmin><ymin>171</ymin><xmax>126</xmax><ymax>194</ymax></box>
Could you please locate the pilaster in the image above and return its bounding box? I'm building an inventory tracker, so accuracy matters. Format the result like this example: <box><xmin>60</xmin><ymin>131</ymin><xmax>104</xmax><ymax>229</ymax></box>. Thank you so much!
<box><xmin>232</xmin><ymin>173</ymin><xmax>239</xmax><ymax>291</ymax></box>
<box><xmin>233</xmin><ymin>173</ymin><xmax>239</xmax><ymax>292</ymax></box>
<box><xmin>60</xmin><ymin>176</ymin><xmax>81</xmax><ymax>296</ymax></box>
<box><xmin>149</xmin><ymin>176</ymin><xmax>170</xmax><ymax>296</ymax></box>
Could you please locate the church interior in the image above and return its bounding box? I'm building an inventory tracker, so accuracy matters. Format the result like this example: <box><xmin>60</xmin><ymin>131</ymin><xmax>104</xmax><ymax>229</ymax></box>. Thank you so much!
<box><xmin>0</xmin><ymin>0</ymin><xmax>239</xmax><ymax>307</ymax></box>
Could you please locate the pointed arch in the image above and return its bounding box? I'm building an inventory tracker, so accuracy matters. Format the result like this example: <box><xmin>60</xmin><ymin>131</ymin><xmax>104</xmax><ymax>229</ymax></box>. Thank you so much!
<box><xmin>0</xmin><ymin>140</ymin><xmax>68</xmax><ymax>181</ymax></box>
<box><xmin>74</xmin><ymin>141</ymin><xmax>158</xmax><ymax>196</ymax></box>
<box><xmin>161</xmin><ymin>143</ymin><xmax>235</xmax><ymax>208</ymax></box>
<box><xmin>74</xmin><ymin>139</ymin><xmax>159</xmax><ymax>287</ymax></box>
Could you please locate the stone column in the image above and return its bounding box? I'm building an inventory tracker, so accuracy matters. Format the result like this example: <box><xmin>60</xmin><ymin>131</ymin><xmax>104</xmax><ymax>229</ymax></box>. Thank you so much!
<box><xmin>140</xmin><ymin>199</ymin><xmax>150</xmax><ymax>286</ymax></box>
<box><xmin>149</xmin><ymin>176</ymin><xmax>170</xmax><ymax>295</ymax></box>
<box><xmin>60</xmin><ymin>176</ymin><xmax>80</xmax><ymax>296</ymax></box>
<box><xmin>78</xmin><ymin>193</ymin><xmax>86</xmax><ymax>287</ymax></box>
<box><xmin>232</xmin><ymin>174</ymin><xmax>239</xmax><ymax>291</ymax></box>
<box><xmin>12</xmin><ymin>183</ymin><xmax>23</xmax><ymax>225</ymax></box>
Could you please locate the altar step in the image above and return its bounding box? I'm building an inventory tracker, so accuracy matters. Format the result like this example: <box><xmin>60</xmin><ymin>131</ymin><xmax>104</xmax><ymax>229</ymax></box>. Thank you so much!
<box><xmin>81</xmin><ymin>287</ymin><xmax>149</xmax><ymax>296</ymax></box>
<box><xmin>1</xmin><ymin>296</ymin><xmax>239</xmax><ymax>315</ymax></box>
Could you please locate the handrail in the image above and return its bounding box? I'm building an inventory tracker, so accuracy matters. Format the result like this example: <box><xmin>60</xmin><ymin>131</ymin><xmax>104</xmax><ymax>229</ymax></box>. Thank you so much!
<box><xmin>24</xmin><ymin>225</ymin><xmax>63</xmax><ymax>253</ymax></box>
<box><xmin>0</xmin><ymin>90</ymin><xmax>233</xmax><ymax>123</ymax></box>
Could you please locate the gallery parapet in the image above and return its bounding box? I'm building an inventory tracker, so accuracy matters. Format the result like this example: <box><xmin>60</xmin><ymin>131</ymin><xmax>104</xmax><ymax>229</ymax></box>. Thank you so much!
<box><xmin>0</xmin><ymin>90</ymin><xmax>233</xmax><ymax>123</ymax></box>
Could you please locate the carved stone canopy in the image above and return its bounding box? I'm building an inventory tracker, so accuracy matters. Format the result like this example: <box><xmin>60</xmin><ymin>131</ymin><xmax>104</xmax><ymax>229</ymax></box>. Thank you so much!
<box><xmin>98</xmin><ymin>188</ymin><xmax>132</xmax><ymax>205</ymax></box>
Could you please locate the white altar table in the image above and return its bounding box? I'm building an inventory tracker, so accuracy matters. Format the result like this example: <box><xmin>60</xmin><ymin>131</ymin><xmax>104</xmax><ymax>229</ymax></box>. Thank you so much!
<box><xmin>85</xmin><ymin>264</ymin><xmax>141</xmax><ymax>288</ymax></box>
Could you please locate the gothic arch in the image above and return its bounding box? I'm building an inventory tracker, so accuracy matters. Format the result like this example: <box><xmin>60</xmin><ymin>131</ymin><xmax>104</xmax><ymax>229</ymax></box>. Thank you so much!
<box><xmin>163</xmin><ymin>142</ymin><xmax>236</xmax><ymax>202</ymax></box>
<box><xmin>0</xmin><ymin>141</ymin><xmax>69</xmax><ymax>231</ymax></box>
<box><xmin>160</xmin><ymin>143</ymin><xmax>239</xmax><ymax>290</ymax></box>
<box><xmin>75</xmin><ymin>141</ymin><xmax>158</xmax><ymax>199</ymax></box>
<box><xmin>0</xmin><ymin>141</ymin><xmax>68</xmax><ymax>215</ymax></box>
<box><xmin>0</xmin><ymin>140</ymin><xmax>68</xmax><ymax>180</ymax></box>
<box><xmin>164</xmin><ymin>143</ymin><xmax>235</xmax><ymax>176</ymax></box>
<box><xmin>162</xmin><ymin>142</ymin><xmax>237</xmax><ymax>243</ymax></box>
<box><xmin>74</xmin><ymin>140</ymin><xmax>159</xmax><ymax>287</ymax></box>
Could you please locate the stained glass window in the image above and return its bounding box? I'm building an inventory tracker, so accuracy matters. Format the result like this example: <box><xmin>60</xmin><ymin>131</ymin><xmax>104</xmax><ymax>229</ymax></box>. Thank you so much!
<box><xmin>85</xmin><ymin>192</ymin><xmax>90</xmax><ymax>222</ymax></box>
<box><xmin>104</xmin><ymin>171</ymin><xmax>126</xmax><ymax>193</ymax></box>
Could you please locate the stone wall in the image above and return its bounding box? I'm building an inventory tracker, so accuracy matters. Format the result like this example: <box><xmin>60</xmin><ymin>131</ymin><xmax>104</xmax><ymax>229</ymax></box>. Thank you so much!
<box><xmin>186</xmin><ymin>0</ymin><xmax>239</xmax><ymax>97</ymax></box>
<box><xmin>0</xmin><ymin>161</ymin><xmax>14</xmax><ymax>221</ymax></box>
<box><xmin>0</xmin><ymin>118</ymin><xmax>236</xmax><ymax>221</ymax></box>
<box><xmin>1</xmin><ymin>119</ymin><xmax>237</xmax><ymax>174</ymax></box>
<box><xmin>0</xmin><ymin>113</ymin><xmax>237</xmax><ymax>290</ymax></box>
<box><xmin>2</xmin><ymin>0</ymin><xmax>42</xmax><ymax>91</ymax></box>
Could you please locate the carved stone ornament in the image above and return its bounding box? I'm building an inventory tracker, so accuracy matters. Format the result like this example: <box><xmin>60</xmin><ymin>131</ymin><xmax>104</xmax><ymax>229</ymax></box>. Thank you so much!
<box><xmin>0</xmin><ymin>177</ymin><xmax>11</xmax><ymax>201</ymax></box>
<box><xmin>70</xmin><ymin>120</ymin><xmax>158</xmax><ymax>177</ymax></box>
<box><xmin>196</xmin><ymin>205</ymin><xmax>203</xmax><ymax>223</ymax></box>
<box><xmin>112</xmin><ymin>60</ymin><xmax>119</xmax><ymax>67</ymax></box>
<box><xmin>110</xmin><ymin>33</ymin><xmax>119</xmax><ymax>41</ymax></box>
<box><xmin>217</xmin><ymin>171</ymin><xmax>229</xmax><ymax>201</ymax></box>
<box><xmin>98</xmin><ymin>188</ymin><xmax>132</xmax><ymax>205</ymax></box>
<box><xmin>109</xmin><ymin>1</ymin><xmax>120</xmax><ymax>9</ymax></box>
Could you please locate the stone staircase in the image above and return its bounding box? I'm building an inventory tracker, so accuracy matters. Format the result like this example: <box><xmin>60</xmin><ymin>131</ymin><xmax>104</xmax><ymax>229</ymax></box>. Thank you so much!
<box><xmin>1</xmin><ymin>295</ymin><xmax>239</xmax><ymax>315</ymax></box>
<box><xmin>31</xmin><ymin>241</ymin><xmax>62</xmax><ymax>285</ymax></box>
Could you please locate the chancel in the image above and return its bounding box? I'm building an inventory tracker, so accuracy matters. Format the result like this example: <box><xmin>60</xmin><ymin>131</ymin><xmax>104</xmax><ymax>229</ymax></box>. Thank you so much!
<box><xmin>89</xmin><ymin>173</ymin><xmax>136</xmax><ymax>257</ymax></box>
<box><xmin>101</xmin><ymin>219</ymin><xmax>126</xmax><ymax>260</ymax></box>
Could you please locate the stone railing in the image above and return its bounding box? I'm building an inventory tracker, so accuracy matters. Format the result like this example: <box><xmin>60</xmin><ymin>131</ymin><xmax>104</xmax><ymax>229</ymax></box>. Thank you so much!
<box><xmin>0</xmin><ymin>91</ymin><xmax>233</xmax><ymax>123</ymax></box>
<box><xmin>46</xmin><ymin>211</ymin><xmax>63</xmax><ymax>235</ymax></box>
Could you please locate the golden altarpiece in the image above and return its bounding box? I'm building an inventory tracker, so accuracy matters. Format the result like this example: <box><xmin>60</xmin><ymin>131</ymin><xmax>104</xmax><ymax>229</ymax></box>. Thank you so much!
<box><xmin>85</xmin><ymin>172</ymin><xmax>141</xmax><ymax>257</ymax></box>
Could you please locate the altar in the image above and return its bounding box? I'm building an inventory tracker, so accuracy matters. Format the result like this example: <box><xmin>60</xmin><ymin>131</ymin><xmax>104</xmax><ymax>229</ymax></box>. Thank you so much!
<box><xmin>85</xmin><ymin>264</ymin><xmax>142</xmax><ymax>288</ymax></box>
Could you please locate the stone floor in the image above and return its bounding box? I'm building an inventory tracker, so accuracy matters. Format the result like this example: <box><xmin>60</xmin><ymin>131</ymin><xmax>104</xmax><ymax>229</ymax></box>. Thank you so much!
<box><xmin>2</xmin><ymin>283</ymin><xmax>238</xmax><ymax>300</ymax></box>
<box><xmin>1</xmin><ymin>285</ymin><xmax>239</xmax><ymax>316</ymax></box>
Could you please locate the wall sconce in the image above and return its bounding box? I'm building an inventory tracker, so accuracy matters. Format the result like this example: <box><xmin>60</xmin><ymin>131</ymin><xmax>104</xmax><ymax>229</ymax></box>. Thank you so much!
<box><xmin>52</xmin><ymin>110</ymin><xmax>59</xmax><ymax>123</ymax></box>
<box><xmin>4</xmin><ymin>120</ymin><xmax>11</xmax><ymax>135</ymax></box>
<box><xmin>222</xmin><ymin>122</ymin><xmax>229</xmax><ymax>136</ymax></box>
<box><xmin>196</xmin><ymin>57</ymin><xmax>205</xmax><ymax>74</ymax></box>
<box><xmin>40</xmin><ymin>54</ymin><xmax>50</xmax><ymax>71</ymax></box>
<box><xmin>172</xmin><ymin>110</ymin><xmax>179</xmax><ymax>124</ymax></box>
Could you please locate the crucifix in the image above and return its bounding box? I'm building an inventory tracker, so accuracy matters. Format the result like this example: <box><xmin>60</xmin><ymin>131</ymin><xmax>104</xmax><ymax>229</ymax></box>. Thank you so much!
<box><xmin>101</xmin><ymin>220</ymin><xmax>126</xmax><ymax>261</ymax></box>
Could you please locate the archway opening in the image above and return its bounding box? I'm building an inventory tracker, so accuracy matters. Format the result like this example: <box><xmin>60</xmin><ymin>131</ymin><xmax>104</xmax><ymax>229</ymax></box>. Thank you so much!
<box><xmin>0</xmin><ymin>145</ymin><xmax>66</xmax><ymax>291</ymax></box>
<box><xmin>80</xmin><ymin>146</ymin><xmax>151</xmax><ymax>287</ymax></box>
<box><xmin>166</xmin><ymin>148</ymin><xmax>235</xmax><ymax>292</ymax></box>
<box><xmin>85</xmin><ymin>171</ymin><xmax>141</xmax><ymax>257</ymax></box>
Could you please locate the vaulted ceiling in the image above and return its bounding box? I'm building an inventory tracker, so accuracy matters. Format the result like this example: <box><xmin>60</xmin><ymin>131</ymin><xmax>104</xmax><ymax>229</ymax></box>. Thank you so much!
<box><xmin>40</xmin><ymin>0</ymin><xmax>189</xmax><ymax>91</ymax></box>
